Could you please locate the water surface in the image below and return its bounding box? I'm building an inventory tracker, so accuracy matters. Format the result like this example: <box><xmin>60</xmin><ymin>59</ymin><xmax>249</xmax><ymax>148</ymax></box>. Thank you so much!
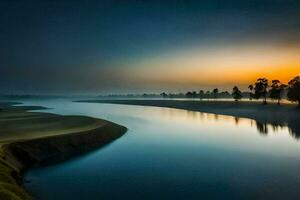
<box><xmin>22</xmin><ymin>99</ymin><xmax>300</xmax><ymax>200</ymax></box>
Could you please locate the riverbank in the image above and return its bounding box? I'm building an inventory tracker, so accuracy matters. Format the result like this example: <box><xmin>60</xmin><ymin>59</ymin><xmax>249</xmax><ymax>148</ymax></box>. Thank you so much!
<box><xmin>78</xmin><ymin>99</ymin><xmax>300</xmax><ymax>137</ymax></box>
<box><xmin>0</xmin><ymin>102</ymin><xmax>127</xmax><ymax>200</ymax></box>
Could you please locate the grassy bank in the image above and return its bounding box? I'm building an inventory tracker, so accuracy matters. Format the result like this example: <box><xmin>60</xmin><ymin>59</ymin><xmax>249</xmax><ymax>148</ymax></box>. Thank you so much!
<box><xmin>0</xmin><ymin>102</ymin><xmax>127</xmax><ymax>200</ymax></box>
<box><xmin>78</xmin><ymin>99</ymin><xmax>300</xmax><ymax>137</ymax></box>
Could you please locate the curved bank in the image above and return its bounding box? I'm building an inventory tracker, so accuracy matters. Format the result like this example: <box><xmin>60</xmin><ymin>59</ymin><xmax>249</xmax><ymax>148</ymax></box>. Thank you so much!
<box><xmin>0</xmin><ymin>102</ymin><xmax>127</xmax><ymax>200</ymax></box>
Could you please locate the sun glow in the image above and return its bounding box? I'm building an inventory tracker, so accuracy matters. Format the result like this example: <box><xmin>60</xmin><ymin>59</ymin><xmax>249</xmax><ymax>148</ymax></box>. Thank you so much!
<box><xmin>129</xmin><ymin>44</ymin><xmax>300</xmax><ymax>89</ymax></box>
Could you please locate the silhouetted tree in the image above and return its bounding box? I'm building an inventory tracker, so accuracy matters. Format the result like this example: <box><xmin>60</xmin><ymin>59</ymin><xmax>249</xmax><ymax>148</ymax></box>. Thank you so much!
<box><xmin>199</xmin><ymin>90</ymin><xmax>204</xmax><ymax>100</ymax></box>
<box><xmin>253</xmin><ymin>78</ymin><xmax>269</xmax><ymax>104</ymax></box>
<box><xmin>287</xmin><ymin>76</ymin><xmax>300</xmax><ymax>107</ymax></box>
<box><xmin>186</xmin><ymin>91</ymin><xmax>193</xmax><ymax>98</ymax></box>
<box><xmin>223</xmin><ymin>91</ymin><xmax>230</xmax><ymax>95</ymax></box>
<box><xmin>232</xmin><ymin>86</ymin><xmax>243</xmax><ymax>101</ymax></box>
<box><xmin>213</xmin><ymin>88</ymin><xmax>219</xmax><ymax>99</ymax></box>
<box><xmin>248</xmin><ymin>84</ymin><xmax>254</xmax><ymax>100</ymax></box>
<box><xmin>192</xmin><ymin>91</ymin><xmax>197</xmax><ymax>98</ymax></box>
<box><xmin>205</xmin><ymin>90</ymin><xmax>211</xmax><ymax>98</ymax></box>
<box><xmin>269</xmin><ymin>80</ymin><xmax>287</xmax><ymax>105</ymax></box>
<box><xmin>160</xmin><ymin>92</ymin><xmax>168</xmax><ymax>98</ymax></box>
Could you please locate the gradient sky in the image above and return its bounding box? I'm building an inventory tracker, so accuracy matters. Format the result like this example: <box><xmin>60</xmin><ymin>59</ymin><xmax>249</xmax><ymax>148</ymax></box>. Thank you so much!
<box><xmin>1</xmin><ymin>0</ymin><xmax>300</xmax><ymax>94</ymax></box>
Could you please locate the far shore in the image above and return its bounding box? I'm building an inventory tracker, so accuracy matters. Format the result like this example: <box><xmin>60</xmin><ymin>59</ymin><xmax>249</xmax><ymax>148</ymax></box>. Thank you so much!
<box><xmin>77</xmin><ymin>99</ymin><xmax>300</xmax><ymax>137</ymax></box>
<box><xmin>0</xmin><ymin>102</ymin><xmax>127</xmax><ymax>200</ymax></box>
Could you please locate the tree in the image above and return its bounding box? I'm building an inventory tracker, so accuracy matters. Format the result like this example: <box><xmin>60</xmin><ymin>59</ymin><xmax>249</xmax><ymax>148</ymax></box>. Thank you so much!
<box><xmin>248</xmin><ymin>84</ymin><xmax>254</xmax><ymax>100</ymax></box>
<box><xmin>199</xmin><ymin>90</ymin><xmax>204</xmax><ymax>100</ymax></box>
<box><xmin>232</xmin><ymin>86</ymin><xmax>243</xmax><ymax>101</ymax></box>
<box><xmin>212</xmin><ymin>88</ymin><xmax>219</xmax><ymax>99</ymax></box>
<box><xmin>192</xmin><ymin>91</ymin><xmax>197</xmax><ymax>98</ymax></box>
<box><xmin>205</xmin><ymin>91</ymin><xmax>210</xmax><ymax>97</ymax></box>
<box><xmin>269</xmin><ymin>80</ymin><xmax>287</xmax><ymax>105</ymax></box>
<box><xmin>287</xmin><ymin>76</ymin><xmax>300</xmax><ymax>107</ymax></box>
<box><xmin>160</xmin><ymin>92</ymin><xmax>168</xmax><ymax>98</ymax></box>
<box><xmin>186</xmin><ymin>91</ymin><xmax>193</xmax><ymax>98</ymax></box>
<box><xmin>223</xmin><ymin>91</ymin><xmax>230</xmax><ymax>96</ymax></box>
<box><xmin>253</xmin><ymin>78</ymin><xmax>269</xmax><ymax>104</ymax></box>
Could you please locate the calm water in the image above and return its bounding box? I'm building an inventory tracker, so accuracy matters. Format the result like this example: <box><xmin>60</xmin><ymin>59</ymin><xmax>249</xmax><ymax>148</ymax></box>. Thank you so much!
<box><xmin>22</xmin><ymin>99</ymin><xmax>300</xmax><ymax>200</ymax></box>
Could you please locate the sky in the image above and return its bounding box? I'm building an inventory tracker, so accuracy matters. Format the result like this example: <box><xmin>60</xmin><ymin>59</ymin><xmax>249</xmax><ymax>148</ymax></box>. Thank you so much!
<box><xmin>1</xmin><ymin>0</ymin><xmax>300</xmax><ymax>94</ymax></box>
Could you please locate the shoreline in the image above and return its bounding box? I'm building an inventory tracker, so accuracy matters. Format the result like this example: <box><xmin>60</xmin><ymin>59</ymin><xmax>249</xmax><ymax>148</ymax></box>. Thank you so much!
<box><xmin>78</xmin><ymin>99</ymin><xmax>300</xmax><ymax>137</ymax></box>
<box><xmin>0</xmin><ymin>102</ymin><xmax>127</xmax><ymax>200</ymax></box>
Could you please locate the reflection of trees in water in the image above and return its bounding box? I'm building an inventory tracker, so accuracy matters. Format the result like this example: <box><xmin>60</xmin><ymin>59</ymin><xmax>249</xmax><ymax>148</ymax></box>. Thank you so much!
<box><xmin>214</xmin><ymin>114</ymin><xmax>219</xmax><ymax>120</ymax></box>
<box><xmin>254</xmin><ymin>120</ymin><xmax>300</xmax><ymax>139</ymax></box>
<box><xmin>254</xmin><ymin>122</ymin><xmax>286</xmax><ymax>135</ymax></box>
<box><xmin>286</xmin><ymin>118</ymin><xmax>300</xmax><ymax>139</ymax></box>
<box><xmin>183</xmin><ymin>109</ymin><xmax>300</xmax><ymax>140</ymax></box>
<box><xmin>255</xmin><ymin>122</ymin><xmax>269</xmax><ymax>135</ymax></box>
<box><xmin>234</xmin><ymin>117</ymin><xmax>239</xmax><ymax>125</ymax></box>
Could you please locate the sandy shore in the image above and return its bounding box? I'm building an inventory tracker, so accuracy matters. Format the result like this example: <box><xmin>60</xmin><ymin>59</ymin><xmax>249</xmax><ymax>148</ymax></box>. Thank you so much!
<box><xmin>0</xmin><ymin>102</ymin><xmax>127</xmax><ymax>200</ymax></box>
<box><xmin>78</xmin><ymin>99</ymin><xmax>300</xmax><ymax>138</ymax></box>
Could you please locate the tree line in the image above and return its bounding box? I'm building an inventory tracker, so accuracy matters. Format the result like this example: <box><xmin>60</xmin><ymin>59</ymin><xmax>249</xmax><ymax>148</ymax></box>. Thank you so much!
<box><xmin>160</xmin><ymin>76</ymin><xmax>300</xmax><ymax>106</ymax></box>
<box><xmin>246</xmin><ymin>76</ymin><xmax>300</xmax><ymax>106</ymax></box>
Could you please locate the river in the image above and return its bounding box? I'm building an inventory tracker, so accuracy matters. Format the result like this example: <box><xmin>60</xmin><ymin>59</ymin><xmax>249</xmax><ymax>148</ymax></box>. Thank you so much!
<box><xmin>21</xmin><ymin>99</ymin><xmax>300</xmax><ymax>200</ymax></box>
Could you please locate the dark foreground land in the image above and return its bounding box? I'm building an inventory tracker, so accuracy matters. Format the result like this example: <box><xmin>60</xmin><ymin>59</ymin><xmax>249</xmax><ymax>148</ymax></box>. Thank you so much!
<box><xmin>0</xmin><ymin>102</ymin><xmax>127</xmax><ymax>200</ymax></box>
<box><xmin>79</xmin><ymin>99</ymin><xmax>300</xmax><ymax>138</ymax></box>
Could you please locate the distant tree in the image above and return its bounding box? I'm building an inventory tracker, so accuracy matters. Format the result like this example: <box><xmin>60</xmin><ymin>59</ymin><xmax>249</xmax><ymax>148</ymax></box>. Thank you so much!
<box><xmin>160</xmin><ymin>92</ymin><xmax>168</xmax><ymax>98</ymax></box>
<box><xmin>218</xmin><ymin>91</ymin><xmax>229</xmax><ymax>98</ymax></box>
<box><xmin>269</xmin><ymin>80</ymin><xmax>287</xmax><ymax>105</ymax></box>
<box><xmin>203</xmin><ymin>91</ymin><xmax>210</xmax><ymax>98</ymax></box>
<box><xmin>232</xmin><ymin>86</ymin><xmax>243</xmax><ymax>101</ymax></box>
<box><xmin>253</xmin><ymin>78</ymin><xmax>269</xmax><ymax>104</ymax></box>
<box><xmin>199</xmin><ymin>90</ymin><xmax>204</xmax><ymax>100</ymax></box>
<box><xmin>186</xmin><ymin>91</ymin><xmax>193</xmax><ymax>98</ymax></box>
<box><xmin>223</xmin><ymin>91</ymin><xmax>230</xmax><ymax>95</ymax></box>
<box><xmin>212</xmin><ymin>88</ymin><xmax>219</xmax><ymax>99</ymax></box>
<box><xmin>192</xmin><ymin>91</ymin><xmax>197</xmax><ymax>98</ymax></box>
<box><xmin>287</xmin><ymin>76</ymin><xmax>300</xmax><ymax>107</ymax></box>
<box><xmin>178</xmin><ymin>93</ymin><xmax>185</xmax><ymax>98</ymax></box>
<box><xmin>248</xmin><ymin>84</ymin><xmax>254</xmax><ymax>100</ymax></box>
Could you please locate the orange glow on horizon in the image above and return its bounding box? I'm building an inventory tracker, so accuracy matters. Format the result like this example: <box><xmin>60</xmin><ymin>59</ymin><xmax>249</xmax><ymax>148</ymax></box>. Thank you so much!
<box><xmin>128</xmin><ymin>43</ymin><xmax>300</xmax><ymax>88</ymax></box>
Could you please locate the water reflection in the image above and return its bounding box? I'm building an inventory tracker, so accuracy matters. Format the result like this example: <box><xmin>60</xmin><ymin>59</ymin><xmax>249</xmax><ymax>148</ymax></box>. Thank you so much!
<box><xmin>21</xmin><ymin>98</ymin><xmax>299</xmax><ymax>140</ymax></box>
<box><xmin>254</xmin><ymin>120</ymin><xmax>300</xmax><ymax>139</ymax></box>
<box><xmin>161</xmin><ymin>107</ymin><xmax>298</xmax><ymax>140</ymax></box>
